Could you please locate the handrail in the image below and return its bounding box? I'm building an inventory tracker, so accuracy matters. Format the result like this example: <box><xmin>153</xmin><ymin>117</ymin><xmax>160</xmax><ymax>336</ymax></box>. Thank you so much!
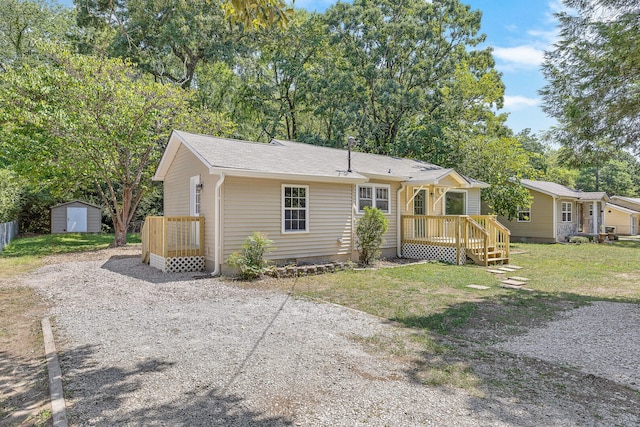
<box><xmin>140</xmin><ymin>216</ymin><xmax>204</xmax><ymax>261</ymax></box>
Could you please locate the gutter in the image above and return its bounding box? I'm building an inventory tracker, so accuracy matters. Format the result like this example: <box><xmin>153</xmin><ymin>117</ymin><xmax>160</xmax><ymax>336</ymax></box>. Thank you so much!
<box><xmin>212</xmin><ymin>172</ymin><xmax>226</xmax><ymax>276</ymax></box>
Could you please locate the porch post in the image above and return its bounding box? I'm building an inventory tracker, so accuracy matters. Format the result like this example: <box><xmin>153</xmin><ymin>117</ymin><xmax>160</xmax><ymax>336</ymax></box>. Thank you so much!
<box><xmin>592</xmin><ymin>201</ymin><xmax>598</xmax><ymax>234</ymax></box>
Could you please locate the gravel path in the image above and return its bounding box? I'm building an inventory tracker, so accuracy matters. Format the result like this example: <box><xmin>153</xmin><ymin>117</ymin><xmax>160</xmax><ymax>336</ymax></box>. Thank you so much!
<box><xmin>494</xmin><ymin>301</ymin><xmax>640</xmax><ymax>390</ymax></box>
<box><xmin>21</xmin><ymin>249</ymin><xmax>640</xmax><ymax>426</ymax></box>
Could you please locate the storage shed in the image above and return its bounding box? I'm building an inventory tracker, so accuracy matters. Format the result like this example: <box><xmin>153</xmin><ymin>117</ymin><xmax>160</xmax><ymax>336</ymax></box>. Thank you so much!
<box><xmin>50</xmin><ymin>200</ymin><xmax>102</xmax><ymax>234</ymax></box>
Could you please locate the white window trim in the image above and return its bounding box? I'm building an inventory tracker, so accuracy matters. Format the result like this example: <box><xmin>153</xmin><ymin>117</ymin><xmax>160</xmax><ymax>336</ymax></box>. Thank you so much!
<box><xmin>443</xmin><ymin>190</ymin><xmax>468</xmax><ymax>215</ymax></box>
<box><xmin>282</xmin><ymin>184</ymin><xmax>309</xmax><ymax>234</ymax></box>
<box><xmin>190</xmin><ymin>175</ymin><xmax>201</xmax><ymax>216</ymax></box>
<box><xmin>561</xmin><ymin>201</ymin><xmax>573</xmax><ymax>223</ymax></box>
<box><xmin>517</xmin><ymin>206</ymin><xmax>531</xmax><ymax>222</ymax></box>
<box><xmin>357</xmin><ymin>184</ymin><xmax>391</xmax><ymax>214</ymax></box>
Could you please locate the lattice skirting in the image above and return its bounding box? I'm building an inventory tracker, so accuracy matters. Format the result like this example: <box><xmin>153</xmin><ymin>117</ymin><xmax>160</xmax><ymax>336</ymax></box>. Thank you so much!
<box><xmin>402</xmin><ymin>244</ymin><xmax>466</xmax><ymax>265</ymax></box>
<box><xmin>149</xmin><ymin>253</ymin><xmax>205</xmax><ymax>272</ymax></box>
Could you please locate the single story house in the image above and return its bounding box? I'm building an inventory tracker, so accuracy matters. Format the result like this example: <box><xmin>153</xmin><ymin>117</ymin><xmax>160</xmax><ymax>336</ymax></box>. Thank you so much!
<box><xmin>50</xmin><ymin>200</ymin><xmax>102</xmax><ymax>234</ymax></box>
<box><xmin>604</xmin><ymin>196</ymin><xmax>640</xmax><ymax>235</ymax></box>
<box><xmin>143</xmin><ymin>130</ymin><xmax>510</xmax><ymax>273</ymax></box>
<box><xmin>496</xmin><ymin>179</ymin><xmax>608</xmax><ymax>243</ymax></box>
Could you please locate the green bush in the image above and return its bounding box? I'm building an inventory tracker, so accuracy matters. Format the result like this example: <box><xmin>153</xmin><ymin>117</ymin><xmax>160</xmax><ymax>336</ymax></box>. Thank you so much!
<box><xmin>568</xmin><ymin>236</ymin><xmax>590</xmax><ymax>244</ymax></box>
<box><xmin>356</xmin><ymin>206</ymin><xmax>389</xmax><ymax>266</ymax></box>
<box><xmin>227</xmin><ymin>231</ymin><xmax>274</xmax><ymax>280</ymax></box>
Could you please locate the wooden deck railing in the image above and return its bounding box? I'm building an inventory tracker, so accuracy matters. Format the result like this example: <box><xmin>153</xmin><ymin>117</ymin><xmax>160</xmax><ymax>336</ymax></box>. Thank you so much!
<box><xmin>141</xmin><ymin>216</ymin><xmax>204</xmax><ymax>263</ymax></box>
<box><xmin>401</xmin><ymin>215</ymin><xmax>510</xmax><ymax>265</ymax></box>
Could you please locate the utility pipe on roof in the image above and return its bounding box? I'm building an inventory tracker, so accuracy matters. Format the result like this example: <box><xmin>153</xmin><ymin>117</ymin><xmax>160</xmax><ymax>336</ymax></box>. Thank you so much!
<box><xmin>212</xmin><ymin>172</ymin><xmax>226</xmax><ymax>276</ymax></box>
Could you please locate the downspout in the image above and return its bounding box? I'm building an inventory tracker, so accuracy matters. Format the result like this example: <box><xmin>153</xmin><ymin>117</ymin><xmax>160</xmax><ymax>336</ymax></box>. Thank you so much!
<box><xmin>397</xmin><ymin>185</ymin><xmax>405</xmax><ymax>258</ymax></box>
<box><xmin>212</xmin><ymin>172</ymin><xmax>226</xmax><ymax>276</ymax></box>
<box><xmin>552</xmin><ymin>196</ymin><xmax>558</xmax><ymax>241</ymax></box>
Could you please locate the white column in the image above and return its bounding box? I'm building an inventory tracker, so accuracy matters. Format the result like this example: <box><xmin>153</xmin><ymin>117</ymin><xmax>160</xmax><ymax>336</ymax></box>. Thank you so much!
<box><xmin>592</xmin><ymin>201</ymin><xmax>598</xmax><ymax>234</ymax></box>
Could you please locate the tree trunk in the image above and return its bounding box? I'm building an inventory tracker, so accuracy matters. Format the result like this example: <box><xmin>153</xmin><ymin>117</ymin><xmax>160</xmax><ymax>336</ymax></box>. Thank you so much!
<box><xmin>113</xmin><ymin>221</ymin><xmax>128</xmax><ymax>247</ymax></box>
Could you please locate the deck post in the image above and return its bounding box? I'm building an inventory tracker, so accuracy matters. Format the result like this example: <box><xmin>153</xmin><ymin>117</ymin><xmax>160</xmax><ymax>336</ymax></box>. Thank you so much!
<box><xmin>162</xmin><ymin>217</ymin><xmax>168</xmax><ymax>258</ymax></box>
<box><xmin>455</xmin><ymin>217</ymin><xmax>461</xmax><ymax>265</ymax></box>
<box><xmin>199</xmin><ymin>217</ymin><xmax>205</xmax><ymax>256</ymax></box>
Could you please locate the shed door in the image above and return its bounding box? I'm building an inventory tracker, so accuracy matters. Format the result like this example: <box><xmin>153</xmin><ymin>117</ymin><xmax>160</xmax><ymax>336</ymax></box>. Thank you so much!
<box><xmin>67</xmin><ymin>207</ymin><xmax>88</xmax><ymax>232</ymax></box>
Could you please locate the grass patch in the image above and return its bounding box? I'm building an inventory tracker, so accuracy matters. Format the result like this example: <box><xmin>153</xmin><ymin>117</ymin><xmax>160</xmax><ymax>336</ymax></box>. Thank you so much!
<box><xmin>0</xmin><ymin>233</ymin><xmax>141</xmax><ymax>280</ymax></box>
<box><xmin>1</xmin><ymin>233</ymin><xmax>141</xmax><ymax>258</ymax></box>
<box><xmin>254</xmin><ymin>241</ymin><xmax>640</xmax><ymax>339</ymax></box>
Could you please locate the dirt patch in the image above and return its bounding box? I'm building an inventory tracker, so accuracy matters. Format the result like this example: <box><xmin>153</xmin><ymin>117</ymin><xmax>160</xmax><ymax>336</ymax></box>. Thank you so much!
<box><xmin>0</xmin><ymin>286</ymin><xmax>50</xmax><ymax>426</ymax></box>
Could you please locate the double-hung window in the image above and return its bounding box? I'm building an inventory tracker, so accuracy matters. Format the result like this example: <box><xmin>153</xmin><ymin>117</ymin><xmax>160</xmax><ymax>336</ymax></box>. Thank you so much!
<box><xmin>561</xmin><ymin>202</ymin><xmax>572</xmax><ymax>222</ymax></box>
<box><xmin>282</xmin><ymin>185</ymin><xmax>309</xmax><ymax>233</ymax></box>
<box><xmin>517</xmin><ymin>206</ymin><xmax>531</xmax><ymax>222</ymax></box>
<box><xmin>357</xmin><ymin>184</ymin><xmax>390</xmax><ymax>213</ymax></box>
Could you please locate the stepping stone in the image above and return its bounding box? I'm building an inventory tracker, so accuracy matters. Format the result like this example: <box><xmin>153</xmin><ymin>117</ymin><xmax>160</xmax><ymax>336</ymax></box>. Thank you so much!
<box><xmin>506</xmin><ymin>265</ymin><xmax>523</xmax><ymax>269</ymax></box>
<box><xmin>500</xmin><ymin>283</ymin><xmax>534</xmax><ymax>291</ymax></box>
<box><xmin>467</xmin><ymin>284</ymin><xmax>490</xmax><ymax>290</ymax></box>
<box><xmin>498</xmin><ymin>267</ymin><xmax>517</xmax><ymax>272</ymax></box>
<box><xmin>508</xmin><ymin>276</ymin><xmax>530</xmax><ymax>282</ymax></box>
<box><xmin>501</xmin><ymin>279</ymin><xmax>527</xmax><ymax>286</ymax></box>
<box><xmin>486</xmin><ymin>269</ymin><xmax>504</xmax><ymax>274</ymax></box>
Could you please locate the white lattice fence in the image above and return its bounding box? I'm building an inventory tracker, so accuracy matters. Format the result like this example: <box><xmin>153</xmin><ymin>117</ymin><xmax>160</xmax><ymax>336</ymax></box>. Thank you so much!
<box><xmin>402</xmin><ymin>244</ymin><xmax>465</xmax><ymax>265</ymax></box>
<box><xmin>149</xmin><ymin>253</ymin><xmax>205</xmax><ymax>272</ymax></box>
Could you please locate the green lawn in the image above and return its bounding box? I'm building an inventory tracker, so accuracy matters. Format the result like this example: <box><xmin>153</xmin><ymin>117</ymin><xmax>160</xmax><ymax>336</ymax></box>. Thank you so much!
<box><xmin>0</xmin><ymin>233</ymin><xmax>141</xmax><ymax>280</ymax></box>
<box><xmin>251</xmin><ymin>240</ymin><xmax>640</xmax><ymax>336</ymax></box>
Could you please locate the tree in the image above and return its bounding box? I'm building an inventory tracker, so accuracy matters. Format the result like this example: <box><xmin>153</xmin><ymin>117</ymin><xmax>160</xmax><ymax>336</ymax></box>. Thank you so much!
<box><xmin>222</xmin><ymin>0</ymin><xmax>293</xmax><ymax>30</ymax></box>
<box><xmin>324</xmin><ymin>0</ymin><xmax>499</xmax><ymax>154</ymax></box>
<box><xmin>541</xmin><ymin>0</ymin><xmax>640</xmax><ymax>153</ymax></box>
<box><xmin>0</xmin><ymin>0</ymin><xmax>75</xmax><ymax>69</ymax></box>
<box><xmin>0</xmin><ymin>47</ymin><xmax>235</xmax><ymax>246</ymax></box>
<box><xmin>0</xmin><ymin>169</ymin><xmax>24</xmax><ymax>222</ymax></box>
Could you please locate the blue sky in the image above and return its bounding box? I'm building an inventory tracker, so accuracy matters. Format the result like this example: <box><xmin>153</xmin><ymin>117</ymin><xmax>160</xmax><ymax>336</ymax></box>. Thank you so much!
<box><xmin>57</xmin><ymin>0</ymin><xmax>562</xmax><ymax>135</ymax></box>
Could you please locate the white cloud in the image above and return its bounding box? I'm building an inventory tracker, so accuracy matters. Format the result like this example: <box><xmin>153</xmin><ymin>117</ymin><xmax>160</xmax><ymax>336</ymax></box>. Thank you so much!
<box><xmin>504</xmin><ymin>95</ymin><xmax>540</xmax><ymax>110</ymax></box>
<box><xmin>493</xmin><ymin>46</ymin><xmax>545</xmax><ymax>68</ymax></box>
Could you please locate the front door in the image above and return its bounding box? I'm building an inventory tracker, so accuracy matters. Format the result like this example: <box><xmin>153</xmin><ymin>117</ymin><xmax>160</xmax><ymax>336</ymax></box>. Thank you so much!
<box><xmin>414</xmin><ymin>189</ymin><xmax>426</xmax><ymax>237</ymax></box>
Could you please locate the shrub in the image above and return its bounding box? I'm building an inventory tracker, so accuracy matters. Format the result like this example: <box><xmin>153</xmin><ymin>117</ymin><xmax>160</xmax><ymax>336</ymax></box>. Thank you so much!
<box><xmin>356</xmin><ymin>206</ymin><xmax>389</xmax><ymax>266</ymax></box>
<box><xmin>568</xmin><ymin>236</ymin><xmax>590</xmax><ymax>244</ymax></box>
<box><xmin>227</xmin><ymin>231</ymin><xmax>274</xmax><ymax>280</ymax></box>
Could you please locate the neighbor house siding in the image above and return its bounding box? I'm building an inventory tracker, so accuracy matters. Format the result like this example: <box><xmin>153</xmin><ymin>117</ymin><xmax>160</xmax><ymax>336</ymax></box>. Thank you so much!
<box><xmin>498</xmin><ymin>190</ymin><xmax>555</xmax><ymax>241</ymax></box>
<box><xmin>51</xmin><ymin>201</ymin><xmax>101</xmax><ymax>233</ymax></box>
<box><xmin>605</xmin><ymin>208</ymin><xmax>633</xmax><ymax>235</ymax></box>
<box><xmin>222</xmin><ymin>176</ymin><xmax>354</xmax><ymax>264</ymax></box>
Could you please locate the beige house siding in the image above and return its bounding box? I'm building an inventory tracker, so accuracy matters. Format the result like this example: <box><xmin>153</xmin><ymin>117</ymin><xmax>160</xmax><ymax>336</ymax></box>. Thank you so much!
<box><xmin>605</xmin><ymin>208</ymin><xmax>634</xmax><ymax>235</ymax></box>
<box><xmin>222</xmin><ymin>177</ymin><xmax>354</xmax><ymax>264</ymax></box>
<box><xmin>353</xmin><ymin>180</ymin><xmax>400</xmax><ymax>251</ymax></box>
<box><xmin>51</xmin><ymin>201</ymin><xmax>101</xmax><ymax>233</ymax></box>
<box><xmin>498</xmin><ymin>190</ymin><xmax>555</xmax><ymax>241</ymax></box>
<box><xmin>163</xmin><ymin>144</ymin><xmax>218</xmax><ymax>266</ymax></box>
<box><xmin>467</xmin><ymin>188</ymin><xmax>481</xmax><ymax>215</ymax></box>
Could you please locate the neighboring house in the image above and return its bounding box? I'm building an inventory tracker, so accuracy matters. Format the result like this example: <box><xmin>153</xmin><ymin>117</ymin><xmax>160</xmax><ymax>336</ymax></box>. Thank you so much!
<box><xmin>143</xmin><ymin>130</ymin><xmax>510</xmax><ymax>273</ymax></box>
<box><xmin>495</xmin><ymin>179</ymin><xmax>608</xmax><ymax>243</ymax></box>
<box><xmin>605</xmin><ymin>196</ymin><xmax>640</xmax><ymax>235</ymax></box>
<box><xmin>50</xmin><ymin>200</ymin><xmax>102</xmax><ymax>234</ymax></box>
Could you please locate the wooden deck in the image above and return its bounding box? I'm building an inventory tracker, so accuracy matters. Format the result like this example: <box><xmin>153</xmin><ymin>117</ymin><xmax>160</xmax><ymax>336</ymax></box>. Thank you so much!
<box><xmin>141</xmin><ymin>216</ymin><xmax>204</xmax><ymax>263</ymax></box>
<box><xmin>401</xmin><ymin>215</ymin><xmax>510</xmax><ymax>266</ymax></box>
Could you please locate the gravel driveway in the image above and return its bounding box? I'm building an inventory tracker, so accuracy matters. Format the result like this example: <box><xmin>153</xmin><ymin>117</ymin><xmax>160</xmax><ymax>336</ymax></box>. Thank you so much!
<box><xmin>22</xmin><ymin>248</ymin><xmax>640</xmax><ymax>426</ymax></box>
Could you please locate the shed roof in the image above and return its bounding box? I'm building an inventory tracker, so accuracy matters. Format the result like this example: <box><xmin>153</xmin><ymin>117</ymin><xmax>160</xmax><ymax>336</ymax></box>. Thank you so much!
<box><xmin>154</xmin><ymin>130</ymin><xmax>488</xmax><ymax>188</ymax></box>
<box><xmin>50</xmin><ymin>200</ymin><xmax>101</xmax><ymax>210</ymax></box>
<box><xmin>521</xmin><ymin>179</ymin><xmax>608</xmax><ymax>201</ymax></box>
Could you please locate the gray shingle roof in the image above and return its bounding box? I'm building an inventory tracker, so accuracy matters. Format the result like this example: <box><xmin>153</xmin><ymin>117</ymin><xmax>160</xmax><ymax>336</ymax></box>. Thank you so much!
<box><xmin>521</xmin><ymin>179</ymin><xmax>608</xmax><ymax>201</ymax></box>
<box><xmin>160</xmin><ymin>130</ymin><xmax>486</xmax><ymax>187</ymax></box>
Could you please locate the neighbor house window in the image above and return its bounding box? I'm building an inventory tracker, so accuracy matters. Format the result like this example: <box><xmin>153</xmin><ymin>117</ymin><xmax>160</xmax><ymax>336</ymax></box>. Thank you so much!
<box><xmin>282</xmin><ymin>185</ymin><xmax>308</xmax><ymax>233</ymax></box>
<box><xmin>517</xmin><ymin>206</ymin><xmax>531</xmax><ymax>222</ymax></box>
<box><xmin>562</xmin><ymin>202</ymin><xmax>572</xmax><ymax>222</ymax></box>
<box><xmin>357</xmin><ymin>184</ymin><xmax>390</xmax><ymax>213</ymax></box>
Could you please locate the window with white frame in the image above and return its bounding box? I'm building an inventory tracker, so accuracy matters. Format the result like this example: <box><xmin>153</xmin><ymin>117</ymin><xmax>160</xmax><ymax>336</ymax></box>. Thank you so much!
<box><xmin>561</xmin><ymin>201</ymin><xmax>572</xmax><ymax>222</ymax></box>
<box><xmin>517</xmin><ymin>206</ymin><xmax>531</xmax><ymax>222</ymax></box>
<box><xmin>357</xmin><ymin>184</ymin><xmax>390</xmax><ymax>213</ymax></box>
<box><xmin>190</xmin><ymin>176</ymin><xmax>201</xmax><ymax>216</ymax></box>
<box><xmin>282</xmin><ymin>185</ymin><xmax>308</xmax><ymax>233</ymax></box>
